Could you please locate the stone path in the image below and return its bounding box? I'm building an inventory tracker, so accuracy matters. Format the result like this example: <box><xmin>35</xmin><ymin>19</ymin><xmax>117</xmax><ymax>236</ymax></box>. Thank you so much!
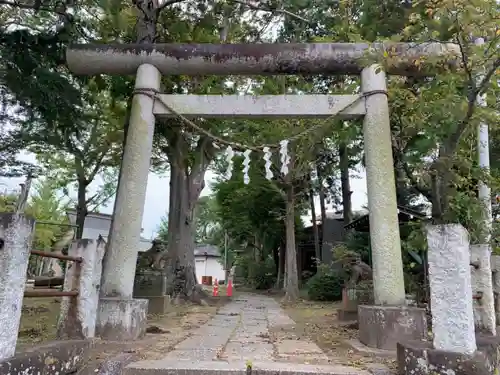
<box><xmin>125</xmin><ymin>294</ymin><xmax>372</xmax><ymax>375</ymax></box>
<box><xmin>163</xmin><ymin>294</ymin><xmax>329</xmax><ymax>363</ymax></box>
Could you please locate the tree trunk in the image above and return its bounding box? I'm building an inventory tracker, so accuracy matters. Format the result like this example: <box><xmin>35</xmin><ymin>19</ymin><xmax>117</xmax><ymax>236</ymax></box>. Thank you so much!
<box><xmin>309</xmin><ymin>187</ymin><xmax>321</xmax><ymax>264</ymax></box>
<box><xmin>272</xmin><ymin>245</ymin><xmax>279</xmax><ymax>278</ymax></box>
<box><xmin>429</xmin><ymin>151</ymin><xmax>453</xmax><ymax>224</ymax></box>
<box><xmin>163</xmin><ymin>161</ymin><xmax>208</xmax><ymax>304</ymax></box>
<box><xmin>339</xmin><ymin>143</ymin><xmax>353</xmax><ymax>224</ymax></box>
<box><xmin>283</xmin><ymin>184</ymin><xmax>299</xmax><ymax>302</ymax></box>
<box><xmin>253</xmin><ymin>234</ymin><xmax>261</xmax><ymax>262</ymax></box>
<box><xmin>75</xmin><ymin>179</ymin><xmax>88</xmax><ymax>239</ymax></box>
<box><xmin>316</xmin><ymin>163</ymin><xmax>327</xmax><ymax>241</ymax></box>
<box><xmin>276</xmin><ymin>241</ymin><xmax>285</xmax><ymax>289</ymax></box>
<box><xmin>394</xmin><ymin>159</ymin><xmax>408</xmax><ymax>206</ymax></box>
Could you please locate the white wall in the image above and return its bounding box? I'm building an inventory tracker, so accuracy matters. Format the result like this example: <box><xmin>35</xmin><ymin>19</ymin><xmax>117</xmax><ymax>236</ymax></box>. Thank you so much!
<box><xmin>195</xmin><ymin>257</ymin><xmax>226</xmax><ymax>283</ymax></box>
<box><xmin>67</xmin><ymin>211</ymin><xmax>152</xmax><ymax>252</ymax></box>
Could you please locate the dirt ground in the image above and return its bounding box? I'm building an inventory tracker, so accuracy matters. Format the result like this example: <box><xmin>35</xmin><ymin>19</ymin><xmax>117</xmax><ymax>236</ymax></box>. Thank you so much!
<box><xmin>18</xmin><ymin>297</ymin><xmax>61</xmax><ymax>346</ymax></box>
<box><xmin>17</xmin><ymin>294</ymin><xmax>230</xmax><ymax>373</ymax></box>
<box><xmin>277</xmin><ymin>298</ymin><xmax>397</xmax><ymax>371</ymax></box>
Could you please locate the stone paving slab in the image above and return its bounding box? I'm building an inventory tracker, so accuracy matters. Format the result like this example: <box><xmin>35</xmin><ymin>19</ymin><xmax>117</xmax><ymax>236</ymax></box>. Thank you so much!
<box><xmin>174</xmin><ymin>336</ymin><xmax>230</xmax><ymax>350</ymax></box>
<box><xmin>223</xmin><ymin>342</ymin><xmax>274</xmax><ymax>361</ymax></box>
<box><xmin>125</xmin><ymin>360</ymin><xmax>370</xmax><ymax>375</ymax></box>
<box><xmin>277</xmin><ymin>340</ymin><xmax>325</xmax><ymax>355</ymax></box>
<box><xmin>163</xmin><ymin>349</ymin><xmax>219</xmax><ymax>361</ymax></box>
<box><xmin>275</xmin><ymin>340</ymin><xmax>330</xmax><ymax>363</ymax></box>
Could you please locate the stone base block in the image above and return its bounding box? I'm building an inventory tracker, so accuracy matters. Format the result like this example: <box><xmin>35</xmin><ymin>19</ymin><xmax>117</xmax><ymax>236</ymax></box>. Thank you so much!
<box><xmin>337</xmin><ymin>308</ymin><xmax>358</xmax><ymax>322</ymax></box>
<box><xmin>0</xmin><ymin>340</ymin><xmax>90</xmax><ymax>375</ymax></box>
<box><xmin>358</xmin><ymin>305</ymin><xmax>427</xmax><ymax>351</ymax></box>
<box><xmin>397</xmin><ymin>334</ymin><xmax>500</xmax><ymax>375</ymax></box>
<box><xmin>96</xmin><ymin>297</ymin><xmax>148</xmax><ymax>341</ymax></box>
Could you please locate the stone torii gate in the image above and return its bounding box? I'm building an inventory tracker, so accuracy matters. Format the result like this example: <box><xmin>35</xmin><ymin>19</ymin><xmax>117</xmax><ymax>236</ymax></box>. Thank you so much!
<box><xmin>66</xmin><ymin>42</ymin><xmax>459</xmax><ymax>346</ymax></box>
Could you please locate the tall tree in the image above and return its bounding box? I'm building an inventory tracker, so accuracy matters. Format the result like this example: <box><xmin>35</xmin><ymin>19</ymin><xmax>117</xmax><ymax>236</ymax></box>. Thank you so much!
<box><xmin>143</xmin><ymin>0</ymin><xmax>294</xmax><ymax>302</ymax></box>
<box><xmin>386</xmin><ymin>0</ymin><xmax>499</xmax><ymax>232</ymax></box>
<box><xmin>25</xmin><ymin>81</ymin><xmax>124</xmax><ymax>238</ymax></box>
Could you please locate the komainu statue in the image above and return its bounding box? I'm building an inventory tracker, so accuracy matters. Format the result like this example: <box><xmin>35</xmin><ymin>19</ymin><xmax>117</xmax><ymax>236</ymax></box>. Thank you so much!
<box><xmin>136</xmin><ymin>239</ymin><xmax>168</xmax><ymax>271</ymax></box>
<box><xmin>332</xmin><ymin>246</ymin><xmax>373</xmax><ymax>290</ymax></box>
<box><xmin>135</xmin><ymin>238</ymin><xmax>208</xmax><ymax>305</ymax></box>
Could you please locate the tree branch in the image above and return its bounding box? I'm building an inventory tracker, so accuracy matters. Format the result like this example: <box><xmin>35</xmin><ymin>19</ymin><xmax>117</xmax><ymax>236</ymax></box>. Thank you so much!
<box><xmin>157</xmin><ymin>0</ymin><xmax>186</xmax><ymax>11</ymax></box>
<box><xmin>477</xmin><ymin>57</ymin><xmax>500</xmax><ymax>95</ymax></box>
<box><xmin>0</xmin><ymin>0</ymin><xmax>74</xmax><ymax>23</ymax></box>
<box><xmin>88</xmin><ymin>190</ymin><xmax>116</xmax><ymax>211</ymax></box>
<box><xmin>394</xmin><ymin>145</ymin><xmax>433</xmax><ymax>200</ymax></box>
<box><xmin>442</xmin><ymin>49</ymin><xmax>499</xmax><ymax>160</ymax></box>
<box><xmin>227</xmin><ymin>0</ymin><xmax>312</xmax><ymax>23</ymax></box>
<box><xmin>87</xmin><ymin>150</ymin><xmax>108</xmax><ymax>183</ymax></box>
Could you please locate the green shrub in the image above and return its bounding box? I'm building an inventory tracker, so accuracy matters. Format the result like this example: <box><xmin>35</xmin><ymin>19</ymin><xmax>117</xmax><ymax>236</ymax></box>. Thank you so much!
<box><xmin>234</xmin><ymin>254</ymin><xmax>251</xmax><ymax>281</ymax></box>
<box><xmin>306</xmin><ymin>265</ymin><xmax>345</xmax><ymax>301</ymax></box>
<box><xmin>247</xmin><ymin>257</ymin><xmax>276</xmax><ymax>289</ymax></box>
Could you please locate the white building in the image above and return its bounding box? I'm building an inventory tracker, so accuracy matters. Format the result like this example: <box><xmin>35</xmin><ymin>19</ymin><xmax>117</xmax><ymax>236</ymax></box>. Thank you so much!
<box><xmin>194</xmin><ymin>244</ymin><xmax>226</xmax><ymax>284</ymax></box>
<box><xmin>66</xmin><ymin>210</ymin><xmax>225</xmax><ymax>281</ymax></box>
<box><xmin>66</xmin><ymin>210</ymin><xmax>153</xmax><ymax>252</ymax></box>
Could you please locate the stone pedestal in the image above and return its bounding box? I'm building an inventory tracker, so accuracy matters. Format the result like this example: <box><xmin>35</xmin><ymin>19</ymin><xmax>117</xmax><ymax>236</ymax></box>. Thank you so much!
<box><xmin>58</xmin><ymin>238</ymin><xmax>106</xmax><ymax>339</ymax></box>
<box><xmin>397</xmin><ymin>334</ymin><xmax>500</xmax><ymax>375</ymax></box>
<box><xmin>358</xmin><ymin>305</ymin><xmax>427</xmax><ymax>350</ymax></box>
<box><xmin>490</xmin><ymin>256</ymin><xmax>500</xmax><ymax>324</ymax></box>
<box><xmin>0</xmin><ymin>213</ymin><xmax>35</xmax><ymax>360</ymax></box>
<box><xmin>133</xmin><ymin>271</ymin><xmax>167</xmax><ymax>297</ymax></box>
<box><xmin>96</xmin><ymin>298</ymin><xmax>148</xmax><ymax>340</ymax></box>
<box><xmin>337</xmin><ymin>288</ymin><xmax>360</xmax><ymax>321</ymax></box>
<box><xmin>133</xmin><ymin>271</ymin><xmax>170</xmax><ymax>315</ymax></box>
<box><xmin>141</xmin><ymin>296</ymin><xmax>170</xmax><ymax>315</ymax></box>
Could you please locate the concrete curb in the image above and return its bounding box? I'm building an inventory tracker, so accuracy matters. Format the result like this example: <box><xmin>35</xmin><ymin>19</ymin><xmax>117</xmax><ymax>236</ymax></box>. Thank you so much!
<box><xmin>124</xmin><ymin>360</ymin><xmax>370</xmax><ymax>375</ymax></box>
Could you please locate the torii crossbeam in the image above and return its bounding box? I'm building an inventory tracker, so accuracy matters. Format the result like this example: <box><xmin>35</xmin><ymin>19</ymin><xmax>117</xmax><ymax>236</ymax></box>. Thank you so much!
<box><xmin>67</xmin><ymin>42</ymin><xmax>459</xmax><ymax>76</ymax></box>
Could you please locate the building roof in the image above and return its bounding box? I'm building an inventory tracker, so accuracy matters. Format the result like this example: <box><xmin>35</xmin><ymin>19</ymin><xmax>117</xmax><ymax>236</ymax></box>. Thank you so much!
<box><xmin>194</xmin><ymin>244</ymin><xmax>220</xmax><ymax>257</ymax></box>
<box><xmin>343</xmin><ymin>205</ymin><xmax>430</xmax><ymax>231</ymax></box>
<box><xmin>66</xmin><ymin>209</ymin><xmax>115</xmax><ymax>221</ymax></box>
<box><xmin>314</xmin><ymin>209</ymin><xmax>368</xmax><ymax>222</ymax></box>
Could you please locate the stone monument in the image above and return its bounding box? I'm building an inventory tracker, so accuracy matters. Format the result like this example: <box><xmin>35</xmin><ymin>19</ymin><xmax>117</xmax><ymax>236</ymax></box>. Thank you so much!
<box><xmin>398</xmin><ymin>224</ymin><xmax>500</xmax><ymax>375</ymax></box>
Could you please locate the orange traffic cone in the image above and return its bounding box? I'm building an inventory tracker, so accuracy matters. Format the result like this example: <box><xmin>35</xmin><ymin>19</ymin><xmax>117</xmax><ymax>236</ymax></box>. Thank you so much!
<box><xmin>212</xmin><ymin>278</ymin><xmax>219</xmax><ymax>297</ymax></box>
<box><xmin>226</xmin><ymin>278</ymin><xmax>233</xmax><ymax>297</ymax></box>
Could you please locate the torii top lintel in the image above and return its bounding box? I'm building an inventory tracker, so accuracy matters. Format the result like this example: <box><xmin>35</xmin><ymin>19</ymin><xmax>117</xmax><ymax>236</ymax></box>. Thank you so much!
<box><xmin>66</xmin><ymin>42</ymin><xmax>460</xmax><ymax>76</ymax></box>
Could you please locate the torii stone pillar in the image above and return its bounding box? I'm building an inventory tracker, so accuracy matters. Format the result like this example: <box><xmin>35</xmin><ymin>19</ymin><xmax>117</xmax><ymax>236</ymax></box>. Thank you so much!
<box><xmin>95</xmin><ymin>64</ymin><xmax>160</xmax><ymax>340</ymax></box>
<box><xmin>357</xmin><ymin>66</ymin><xmax>427</xmax><ymax>351</ymax></box>
<box><xmin>361</xmin><ymin>65</ymin><xmax>406</xmax><ymax>306</ymax></box>
<box><xmin>66</xmin><ymin>42</ymin><xmax>458</xmax><ymax>342</ymax></box>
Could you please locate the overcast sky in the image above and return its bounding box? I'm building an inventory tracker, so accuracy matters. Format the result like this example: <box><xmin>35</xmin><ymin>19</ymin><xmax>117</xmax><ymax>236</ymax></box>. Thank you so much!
<box><xmin>1</xmin><ymin>151</ymin><xmax>368</xmax><ymax>239</ymax></box>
